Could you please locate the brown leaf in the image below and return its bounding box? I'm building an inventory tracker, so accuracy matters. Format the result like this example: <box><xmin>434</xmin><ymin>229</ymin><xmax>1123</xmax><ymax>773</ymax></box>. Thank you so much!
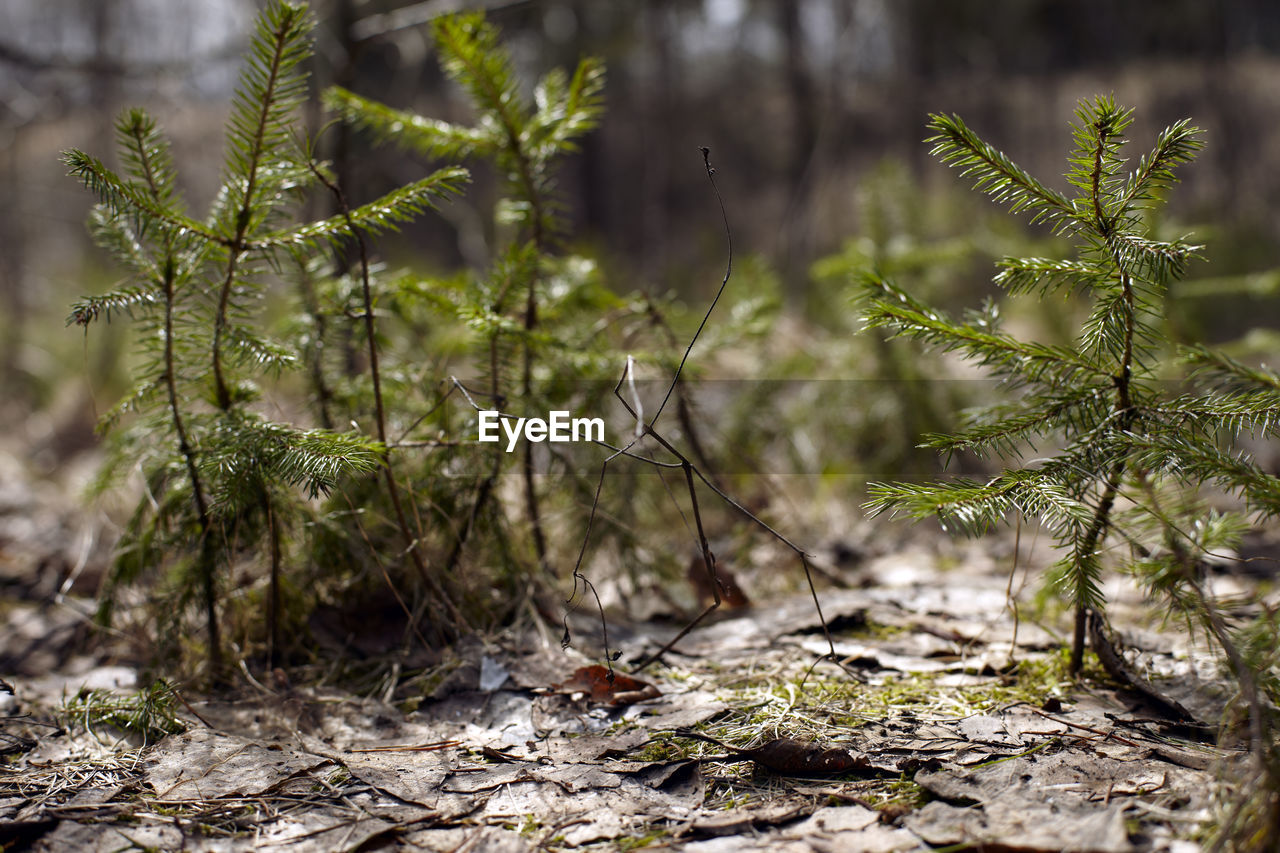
<box><xmin>740</xmin><ymin>738</ymin><xmax>868</xmax><ymax>777</ymax></box>
<box><xmin>551</xmin><ymin>665</ymin><xmax>661</xmax><ymax>706</ymax></box>
<box><xmin>686</xmin><ymin>555</ymin><xmax>751</xmax><ymax>608</ymax></box>
<box><xmin>677</xmin><ymin>731</ymin><xmax>892</xmax><ymax>778</ymax></box>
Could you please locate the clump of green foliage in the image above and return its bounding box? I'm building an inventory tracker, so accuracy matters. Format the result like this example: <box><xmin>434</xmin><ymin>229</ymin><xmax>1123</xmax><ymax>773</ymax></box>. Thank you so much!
<box><xmin>65</xmin><ymin>0</ymin><xmax>461</xmax><ymax>676</ymax></box>
<box><xmin>323</xmin><ymin>11</ymin><xmax>607</xmax><ymax>580</ymax></box>
<box><xmin>861</xmin><ymin>96</ymin><xmax>1280</xmax><ymax>851</ymax></box>
<box><xmin>61</xmin><ymin>681</ymin><xmax>185</xmax><ymax>746</ymax></box>
<box><xmin>65</xmin><ymin>2</ymin><xmax>768</xmax><ymax>677</ymax></box>
<box><xmin>320</xmin><ymin>14</ymin><xmax>773</xmax><ymax>614</ymax></box>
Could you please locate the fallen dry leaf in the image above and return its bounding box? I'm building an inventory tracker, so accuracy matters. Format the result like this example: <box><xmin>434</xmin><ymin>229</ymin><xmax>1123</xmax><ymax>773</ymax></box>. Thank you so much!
<box><xmin>676</xmin><ymin>732</ymin><xmax>895</xmax><ymax>778</ymax></box>
<box><xmin>742</xmin><ymin>739</ymin><xmax>867</xmax><ymax>777</ymax></box>
<box><xmin>551</xmin><ymin>665</ymin><xmax>661</xmax><ymax>706</ymax></box>
<box><xmin>686</xmin><ymin>554</ymin><xmax>751</xmax><ymax>609</ymax></box>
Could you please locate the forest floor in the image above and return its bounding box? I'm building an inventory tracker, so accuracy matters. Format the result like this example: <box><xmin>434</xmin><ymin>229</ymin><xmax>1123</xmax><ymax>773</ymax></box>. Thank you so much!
<box><xmin>0</xmin><ymin>440</ymin><xmax>1254</xmax><ymax>852</ymax></box>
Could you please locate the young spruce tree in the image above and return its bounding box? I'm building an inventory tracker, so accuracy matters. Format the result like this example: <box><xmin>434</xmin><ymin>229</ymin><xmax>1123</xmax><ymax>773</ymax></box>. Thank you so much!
<box><xmin>861</xmin><ymin>97</ymin><xmax>1280</xmax><ymax>849</ymax></box>
<box><xmin>65</xmin><ymin>0</ymin><xmax>465</xmax><ymax>676</ymax></box>
<box><xmin>324</xmin><ymin>13</ymin><xmax>605</xmax><ymax>576</ymax></box>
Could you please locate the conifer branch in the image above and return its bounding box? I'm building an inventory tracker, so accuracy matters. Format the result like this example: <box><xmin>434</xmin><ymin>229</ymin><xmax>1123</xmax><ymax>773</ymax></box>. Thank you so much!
<box><xmin>83</xmin><ymin>207</ymin><xmax>159</xmax><ymax>280</ymax></box>
<box><xmin>1116</xmin><ymin>119</ymin><xmax>1203</xmax><ymax>214</ymax></box>
<box><xmin>921</xmin><ymin>384</ymin><xmax>1111</xmax><ymax>457</ymax></box>
<box><xmin>118</xmin><ymin>108</ymin><xmax>180</xmax><ymax>205</ymax></box>
<box><xmin>323</xmin><ymin>87</ymin><xmax>496</xmax><ymax>160</ymax></box>
<box><xmin>866</xmin><ymin>470</ymin><xmax>1092</xmax><ymax>536</ymax></box>
<box><xmin>1104</xmin><ymin>232</ymin><xmax>1201</xmax><ymax>286</ymax></box>
<box><xmin>212</xmin><ymin>0</ymin><xmax>312</xmax><ymax>412</ymax></box>
<box><xmin>1125</xmin><ymin>432</ymin><xmax>1280</xmax><ymax>512</ymax></box>
<box><xmin>62</xmin><ymin>151</ymin><xmax>220</xmax><ymax>245</ymax></box>
<box><xmin>69</xmin><ymin>286</ymin><xmax>162</xmax><ymax>327</ymax></box>
<box><xmin>927</xmin><ymin>112</ymin><xmax>1078</xmax><ymax>234</ymax></box>
<box><xmin>257</xmin><ymin>168</ymin><xmax>469</xmax><ymax>251</ymax></box>
<box><xmin>1152</xmin><ymin>391</ymin><xmax>1280</xmax><ymax>439</ymax></box>
<box><xmin>94</xmin><ymin>378</ymin><xmax>165</xmax><ymax>434</ymax></box>
<box><xmin>527</xmin><ymin>58</ymin><xmax>606</xmax><ymax>159</ymax></box>
<box><xmin>994</xmin><ymin>257</ymin><xmax>1109</xmax><ymax>297</ymax></box>
<box><xmin>1182</xmin><ymin>344</ymin><xmax>1280</xmax><ymax>392</ymax></box>
<box><xmin>862</xmin><ymin>274</ymin><xmax>1103</xmax><ymax>386</ymax></box>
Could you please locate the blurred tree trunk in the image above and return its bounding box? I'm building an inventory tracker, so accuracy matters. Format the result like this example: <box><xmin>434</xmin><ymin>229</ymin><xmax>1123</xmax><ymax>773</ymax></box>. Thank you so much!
<box><xmin>0</xmin><ymin>129</ymin><xmax>22</xmax><ymax>397</ymax></box>
<box><xmin>776</xmin><ymin>0</ymin><xmax>818</xmax><ymax>294</ymax></box>
<box><xmin>570</xmin><ymin>0</ymin><xmax>608</xmax><ymax>248</ymax></box>
<box><xmin>640</xmin><ymin>1</ymin><xmax>676</xmax><ymax>283</ymax></box>
<box><xmin>777</xmin><ymin>1</ymin><xmax>816</xmax><ymax>192</ymax></box>
<box><xmin>330</xmin><ymin>0</ymin><xmax>359</xmax><ymax>213</ymax></box>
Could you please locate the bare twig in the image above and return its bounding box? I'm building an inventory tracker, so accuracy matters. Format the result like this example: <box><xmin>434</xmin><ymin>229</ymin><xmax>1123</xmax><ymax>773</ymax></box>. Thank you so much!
<box><xmin>572</xmin><ymin>149</ymin><xmax>837</xmax><ymax>672</ymax></box>
<box><xmin>451</xmin><ymin>150</ymin><xmax>839</xmax><ymax>674</ymax></box>
<box><xmin>1086</xmin><ymin>610</ymin><xmax>1199</xmax><ymax>725</ymax></box>
<box><xmin>648</xmin><ymin>147</ymin><xmax>732</xmax><ymax>432</ymax></box>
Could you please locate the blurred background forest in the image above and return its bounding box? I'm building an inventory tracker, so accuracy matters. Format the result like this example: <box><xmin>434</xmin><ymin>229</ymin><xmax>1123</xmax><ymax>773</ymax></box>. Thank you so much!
<box><xmin>5</xmin><ymin>8</ymin><xmax>1280</xmax><ymax>844</ymax></box>
<box><xmin>4</xmin><ymin>0</ymin><xmax>1280</xmax><ymax>469</ymax></box>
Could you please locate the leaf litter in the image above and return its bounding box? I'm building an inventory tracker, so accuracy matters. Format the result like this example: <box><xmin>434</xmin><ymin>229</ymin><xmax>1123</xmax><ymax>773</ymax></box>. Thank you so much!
<box><xmin>1</xmin><ymin>527</ymin><xmax>1247</xmax><ymax>851</ymax></box>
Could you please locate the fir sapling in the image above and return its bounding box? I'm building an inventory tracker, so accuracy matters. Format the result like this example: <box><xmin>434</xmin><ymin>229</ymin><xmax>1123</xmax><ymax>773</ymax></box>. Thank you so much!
<box><xmin>65</xmin><ymin>0</ymin><xmax>463</xmax><ymax>675</ymax></box>
<box><xmin>861</xmin><ymin>101</ymin><xmax>1280</xmax><ymax>841</ymax></box>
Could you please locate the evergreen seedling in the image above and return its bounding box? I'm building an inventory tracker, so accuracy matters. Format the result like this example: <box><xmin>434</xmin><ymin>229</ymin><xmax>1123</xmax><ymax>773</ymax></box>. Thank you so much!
<box><xmin>861</xmin><ymin>96</ymin><xmax>1280</xmax><ymax>668</ymax></box>
<box><xmin>862</xmin><ymin>97</ymin><xmax>1280</xmax><ymax>846</ymax></box>
<box><xmin>323</xmin><ymin>13</ymin><xmax>784</xmax><ymax>628</ymax></box>
<box><xmin>326</xmin><ymin>13</ymin><xmax>604</xmax><ymax>574</ymax></box>
<box><xmin>65</xmin><ymin>0</ymin><xmax>464</xmax><ymax>675</ymax></box>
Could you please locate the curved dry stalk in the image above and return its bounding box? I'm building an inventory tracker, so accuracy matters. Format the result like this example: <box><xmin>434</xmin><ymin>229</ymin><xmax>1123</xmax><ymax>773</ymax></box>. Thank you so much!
<box><xmin>452</xmin><ymin>150</ymin><xmax>839</xmax><ymax>675</ymax></box>
<box><xmin>569</xmin><ymin>149</ymin><xmax>837</xmax><ymax>673</ymax></box>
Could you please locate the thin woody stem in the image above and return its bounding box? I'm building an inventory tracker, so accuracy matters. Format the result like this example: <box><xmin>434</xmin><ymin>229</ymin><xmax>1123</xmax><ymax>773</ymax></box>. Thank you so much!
<box><xmin>312</xmin><ymin>163</ymin><xmax>467</xmax><ymax>638</ymax></box>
